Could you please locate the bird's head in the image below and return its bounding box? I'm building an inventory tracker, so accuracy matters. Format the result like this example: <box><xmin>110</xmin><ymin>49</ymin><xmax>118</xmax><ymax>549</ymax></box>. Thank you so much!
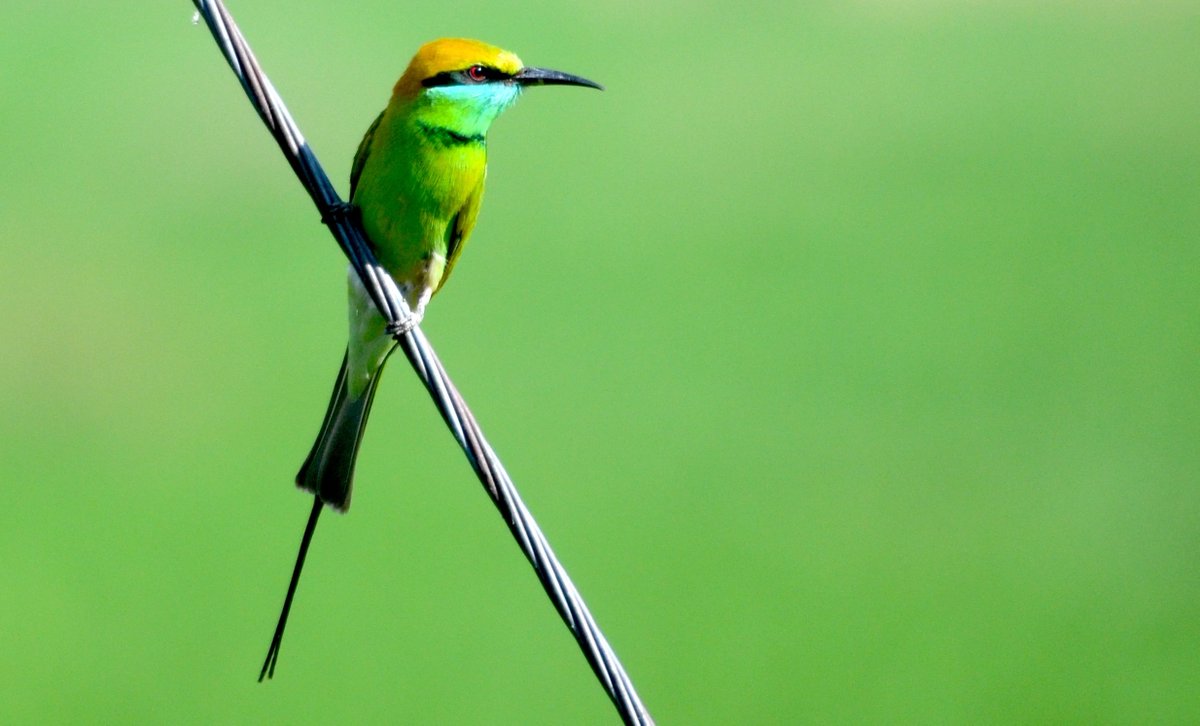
<box><xmin>392</xmin><ymin>38</ymin><xmax>601</xmax><ymax>135</ymax></box>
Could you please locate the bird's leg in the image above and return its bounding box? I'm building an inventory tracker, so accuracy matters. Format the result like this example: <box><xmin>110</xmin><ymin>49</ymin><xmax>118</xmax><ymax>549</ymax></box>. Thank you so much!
<box><xmin>412</xmin><ymin>286</ymin><xmax>434</xmax><ymax>320</ymax></box>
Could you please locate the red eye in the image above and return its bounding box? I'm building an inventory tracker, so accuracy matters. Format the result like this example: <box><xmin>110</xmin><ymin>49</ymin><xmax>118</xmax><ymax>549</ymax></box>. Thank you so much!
<box><xmin>466</xmin><ymin>65</ymin><xmax>488</xmax><ymax>82</ymax></box>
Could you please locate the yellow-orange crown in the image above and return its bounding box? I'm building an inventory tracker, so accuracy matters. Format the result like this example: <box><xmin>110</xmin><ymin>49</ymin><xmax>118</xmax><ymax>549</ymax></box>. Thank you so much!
<box><xmin>393</xmin><ymin>38</ymin><xmax>524</xmax><ymax>98</ymax></box>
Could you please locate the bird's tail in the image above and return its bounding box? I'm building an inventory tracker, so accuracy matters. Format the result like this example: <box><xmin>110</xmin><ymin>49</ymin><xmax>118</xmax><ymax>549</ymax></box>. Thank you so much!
<box><xmin>295</xmin><ymin>350</ymin><xmax>384</xmax><ymax>511</ymax></box>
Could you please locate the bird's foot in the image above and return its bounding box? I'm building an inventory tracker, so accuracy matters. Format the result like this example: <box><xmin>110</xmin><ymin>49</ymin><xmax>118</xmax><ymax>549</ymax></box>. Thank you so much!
<box><xmin>387</xmin><ymin>312</ymin><xmax>422</xmax><ymax>337</ymax></box>
<box><xmin>387</xmin><ymin>298</ymin><xmax>424</xmax><ymax>337</ymax></box>
<box><xmin>320</xmin><ymin>202</ymin><xmax>360</xmax><ymax>226</ymax></box>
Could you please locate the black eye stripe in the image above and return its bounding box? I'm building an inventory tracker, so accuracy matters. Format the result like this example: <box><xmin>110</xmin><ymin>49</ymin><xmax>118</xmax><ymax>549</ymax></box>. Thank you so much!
<box><xmin>421</xmin><ymin>66</ymin><xmax>511</xmax><ymax>88</ymax></box>
<box><xmin>421</xmin><ymin>71</ymin><xmax>457</xmax><ymax>88</ymax></box>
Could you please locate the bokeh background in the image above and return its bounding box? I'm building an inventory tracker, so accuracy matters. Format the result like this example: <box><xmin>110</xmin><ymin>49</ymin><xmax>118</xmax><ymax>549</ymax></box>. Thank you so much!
<box><xmin>1</xmin><ymin>1</ymin><xmax>1197</xmax><ymax>723</ymax></box>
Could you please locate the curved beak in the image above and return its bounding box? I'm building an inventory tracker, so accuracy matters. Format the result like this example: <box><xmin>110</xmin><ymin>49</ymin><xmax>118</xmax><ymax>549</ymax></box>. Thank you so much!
<box><xmin>513</xmin><ymin>66</ymin><xmax>604</xmax><ymax>91</ymax></box>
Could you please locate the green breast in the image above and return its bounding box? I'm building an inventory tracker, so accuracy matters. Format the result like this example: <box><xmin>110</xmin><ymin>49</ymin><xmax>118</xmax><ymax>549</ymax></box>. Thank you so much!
<box><xmin>351</xmin><ymin>104</ymin><xmax>488</xmax><ymax>283</ymax></box>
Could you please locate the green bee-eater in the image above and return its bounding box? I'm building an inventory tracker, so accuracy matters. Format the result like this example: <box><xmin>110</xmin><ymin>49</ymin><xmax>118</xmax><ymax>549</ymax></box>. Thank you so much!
<box><xmin>260</xmin><ymin>38</ymin><xmax>601</xmax><ymax>679</ymax></box>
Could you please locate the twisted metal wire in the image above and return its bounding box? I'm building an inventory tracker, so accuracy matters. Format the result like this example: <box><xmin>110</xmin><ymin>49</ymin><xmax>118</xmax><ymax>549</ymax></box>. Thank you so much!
<box><xmin>190</xmin><ymin>2</ymin><xmax>652</xmax><ymax>723</ymax></box>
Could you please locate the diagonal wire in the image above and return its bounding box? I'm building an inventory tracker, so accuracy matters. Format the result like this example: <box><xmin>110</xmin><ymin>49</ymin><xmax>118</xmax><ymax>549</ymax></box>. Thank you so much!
<box><xmin>190</xmin><ymin>2</ymin><xmax>653</xmax><ymax>723</ymax></box>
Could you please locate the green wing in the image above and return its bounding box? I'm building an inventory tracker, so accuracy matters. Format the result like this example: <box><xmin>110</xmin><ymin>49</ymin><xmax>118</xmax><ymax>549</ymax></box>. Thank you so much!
<box><xmin>349</xmin><ymin>111</ymin><xmax>384</xmax><ymax>201</ymax></box>
<box><xmin>438</xmin><ymin>175</ymin><xmax>485</xmax><ymax>293</ymax></box>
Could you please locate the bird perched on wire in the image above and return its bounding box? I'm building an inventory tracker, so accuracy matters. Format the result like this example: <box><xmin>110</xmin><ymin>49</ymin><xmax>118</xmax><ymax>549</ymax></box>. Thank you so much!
<box><xmin>259</xmin><ymin>38</ymin><xmax>602</xmax><ymax>680</ymax></box>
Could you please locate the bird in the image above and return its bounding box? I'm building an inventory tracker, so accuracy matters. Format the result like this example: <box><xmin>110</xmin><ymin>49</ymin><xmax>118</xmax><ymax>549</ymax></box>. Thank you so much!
<box><xmin>258</xmin><ymin>38</ymin><xmax>602</xmax><ymax>681</ymax></box>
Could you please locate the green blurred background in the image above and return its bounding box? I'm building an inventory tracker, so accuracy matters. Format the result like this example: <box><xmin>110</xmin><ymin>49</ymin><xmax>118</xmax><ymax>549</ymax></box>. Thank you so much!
<box><xmin>1</xmin><ymin>1</ymin><xmax>1197</xmax><ymax>723</ymax></box>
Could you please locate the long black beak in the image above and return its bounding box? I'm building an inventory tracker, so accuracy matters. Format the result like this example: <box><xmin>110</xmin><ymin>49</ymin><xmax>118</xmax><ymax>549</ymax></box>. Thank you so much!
<box><xmin>513</xmin><ymin>66</ymin><xmax>604</xmax><ymax>90</ymax></box>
